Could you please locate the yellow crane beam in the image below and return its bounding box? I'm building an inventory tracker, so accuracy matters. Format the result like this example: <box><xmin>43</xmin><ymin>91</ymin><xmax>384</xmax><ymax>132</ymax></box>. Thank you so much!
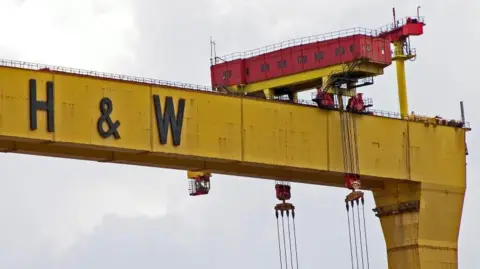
<box><xmin>0</xmin><ymin>61</ymin><xmax>469</xmax><ymax>269</ymax></box>
<box><xmin>223</xmin><ymin>62</ymin><xmax>385</xmax><ymax>95</ymax></box>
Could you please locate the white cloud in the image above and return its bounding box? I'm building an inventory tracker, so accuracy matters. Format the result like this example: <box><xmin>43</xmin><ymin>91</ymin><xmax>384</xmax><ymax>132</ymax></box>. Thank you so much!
<box><xmin>0</xmin><ymin>0</ymin><xmax>136</xmax><ymax>71</ymax></box>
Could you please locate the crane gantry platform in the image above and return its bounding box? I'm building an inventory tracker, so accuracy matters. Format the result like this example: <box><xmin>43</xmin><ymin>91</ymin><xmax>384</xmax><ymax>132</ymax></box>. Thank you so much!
<box><xmin>0</xmin><ymin>9</ymin><xmax>470</xmax><ymax>269</ymax></box>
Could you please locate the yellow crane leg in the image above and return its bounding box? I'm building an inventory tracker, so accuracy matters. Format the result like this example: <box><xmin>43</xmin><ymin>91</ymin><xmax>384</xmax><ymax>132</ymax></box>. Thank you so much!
<box><xmin>395</xmin><ymin>59</ymin><xmax>408</xmax><ymax>117</ymax></box>
<box><xmin>373</xmin><ymin>180</ymin><xmax>465</xmax><ymax>269</ymax></box>
<box><xmin>393</xmin><ymin>41</ymin><xmax>409</xmax><ymax>117</ymax></box>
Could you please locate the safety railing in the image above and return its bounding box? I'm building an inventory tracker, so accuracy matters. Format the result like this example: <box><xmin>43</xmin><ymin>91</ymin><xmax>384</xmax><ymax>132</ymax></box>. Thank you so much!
<box><xmin>392</xmin><ymin>47</ymin><xmax>417</xmax><ymax>58</ymax></box>
<box><xmin>366</xmin><ymin>108</ymin><xmax>470</xmax><ymax>129</ymax></box>
<box><xmin>0</xmin><ymin>59</ymin><xmax>214</xmax><ymax>93</ymax></box>
<box><xmin>215</xmin><ymin>16</ymin><xmax>426</xmax><ymax>64</ymax></box>
<box><xmin>272</xmin><ymin>95</ymin><xmax>318</xmax><ymax>106</ymax></box>
<box><xmin>366</xmin><ymin>108</ymin><xmax>401</xmax><ymax>119</ymax></box>
<box><xmin>0</xmin><ymin>58</ymin><xmax>468</xmax><ymax>129</ymax></box>
<box><xmin>216</xmin><ymin>27</ymin><xmax>378</xmax><ymax>63</ymax></box>
<box><xmin>377</xmin><ymin>16</ymin><xmax>425</xmax><ymax>36</ymax></box>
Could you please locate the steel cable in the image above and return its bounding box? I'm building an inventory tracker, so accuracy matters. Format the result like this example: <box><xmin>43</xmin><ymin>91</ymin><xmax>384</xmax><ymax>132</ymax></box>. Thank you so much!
<box><xmin>281</xmin><ymin>214</ymin><xmax>289</xmax><ymax>269</ymax></box>
<box><xmin>352</xmin><ymin>114</ymin><xmax>360</xmax><ymax>175</ymax></box>
<box><xmin>356</xmin><ymin>202</ymin><xmax>365</xmax><ymax>269</ymax></box>
<box><xmin>351</xmin><ymin>203</ymin><xmax>360</xmax><ymax>269</ymax></box>
<box><xmin>361</xmin><ymin>200</ymin><xmax>371</xmax><ymax>269</ymax></box>
<box><xmin>287</xmin><ymin>213</ymin><xmax>294</xmax><ymax>269</ymax></box>
<box><xmin>276</xmin><ymin>215</ymin><xmax>284</xmax><ymax>269</ymax></box>
<box><xmin>346</xmin><ymin>204</ymin><xmax>355</xmax><ymax>269</ymax></box>
<box><xmin>292</xmin><ymin>214</ymin><xmax>299</xmax><ymax>269</ymax></box>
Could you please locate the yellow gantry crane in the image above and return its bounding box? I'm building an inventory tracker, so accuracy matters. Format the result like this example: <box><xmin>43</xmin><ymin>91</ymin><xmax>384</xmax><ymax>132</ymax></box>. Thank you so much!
<box><xmin>0</xmin><ymin>8</ymin><xmax>470</xmax><ymax>269</ymax></box>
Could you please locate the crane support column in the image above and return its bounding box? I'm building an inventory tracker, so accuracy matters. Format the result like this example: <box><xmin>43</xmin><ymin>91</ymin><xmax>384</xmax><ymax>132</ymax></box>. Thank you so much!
<box><xmin>373</xmin><ymin>180</ymin><xmax>465</xmax><ymax>269</ymax></box>
<box><xmin>393</xmin><ymin>41</ymin><xmax>409</xmax><ymax>117</ymax></box>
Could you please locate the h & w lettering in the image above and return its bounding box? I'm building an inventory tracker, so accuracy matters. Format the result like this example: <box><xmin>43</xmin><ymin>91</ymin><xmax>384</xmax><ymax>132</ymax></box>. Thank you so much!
<box><xmin>153</xmin><ymin>95</ymin><xmax>185</xmax><ymax>146</ymax></box>
<box><xmin>29</xmin><ymin>79</ymin><xmax>54</xmax><ymax>132</ymax></box>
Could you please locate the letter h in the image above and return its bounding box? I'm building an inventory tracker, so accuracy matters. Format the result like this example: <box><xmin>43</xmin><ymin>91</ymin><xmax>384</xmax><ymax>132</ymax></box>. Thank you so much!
<box><xmin>29</xmin><ymin>79</ymin><xmax>54</xmax><ymax>132</ymax></box>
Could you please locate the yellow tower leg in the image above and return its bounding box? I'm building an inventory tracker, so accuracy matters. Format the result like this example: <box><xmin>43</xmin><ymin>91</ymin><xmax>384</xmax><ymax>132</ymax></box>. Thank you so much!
<box><xmin>373</xmin><ymin>180</ymin><xmax>465</xmax><ymax>269</ymax></box>
<box><xmin>393</xmin><ymin>41</ymin><xmax>409</xmax><ymax>117</ymax></box>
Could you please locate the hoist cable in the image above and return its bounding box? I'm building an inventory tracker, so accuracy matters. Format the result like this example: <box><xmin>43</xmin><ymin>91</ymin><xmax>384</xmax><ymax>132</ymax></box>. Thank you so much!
<box><xmin>346</xmin><ymin>113</ymin><xmax>354</xmax><ymax>174</ymax></box>
<box><xmin>343</xmin><ymin>112</ymin><xmax>352</xmax><ymax>174</ymax></box>
<box><xmin>344</xmin><ymin>113</ymin><xmax>355</xmax><ymax>174</ymax></box>
<box><xmin>281</xmin><ymin>214</ymin><xmax>289</xmax><ymax>269</ymax></box>
<box><xmin>351</xmin><ymin>204</ymin><xmax>360</xmax><ymax>269</ymax></box>
<box><xmin>349</xmin><ymin>115</ymin><xmax>357</xmax><ymax>175</ymax></box>
<box><xmin>340</xmin><ymin>110</ymin><xmax>349</xmax><ymax>173</ymax></box>
<box><xmin>287</xmin><ymin>214</ymin><xmax>294</xmax><ymax>269</ymax></box>
<box><xmin>356</xmin><ymin>202</ymin><xmax>365</xmax><ymax>269</ymax></box>
<box><xmin>292</xmin><ymin>215</ymin><xmax>299</xmax><ymax>269</ymax></box>
<box><xmin>276</xmin><ymin>216</ymin><xmax>284</xmax><ymax>269</ymax></box>
<box><xmin>346</xmin><ymin>205</ymin><xmax>355</xmax><ymax>269</ymax></box>
<box><xmin>352</xmin><ymin>115</ymin><xmax>360</xmax><ymax>175</ymax></box>
<box><xmin>362</xmin><ymin>201</ymin><xmax>371</xmax><ymax>269</ymax></box>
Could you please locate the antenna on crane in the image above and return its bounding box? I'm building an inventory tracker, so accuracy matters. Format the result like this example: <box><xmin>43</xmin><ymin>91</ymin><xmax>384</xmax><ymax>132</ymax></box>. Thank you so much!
<box><xmin>210</xmin><ymin>37</ymin><xmax>218</xmax><ymax>65</ymax></box>
<box><xmin>392</xmin><ymin>7</ymin><xmax>397</xmax><ymax>27</ymax></box>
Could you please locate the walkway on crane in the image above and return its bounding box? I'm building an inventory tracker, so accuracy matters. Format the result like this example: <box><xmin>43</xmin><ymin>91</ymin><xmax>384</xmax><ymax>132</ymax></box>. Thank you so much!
<box><xmin>215</xmin><ymin>16</ymin><xmax>425</xmax><ymax>63</ymax></box>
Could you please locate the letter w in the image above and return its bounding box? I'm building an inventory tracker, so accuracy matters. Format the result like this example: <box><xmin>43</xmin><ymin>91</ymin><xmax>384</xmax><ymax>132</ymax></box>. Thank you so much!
<box><xmin>153</xmin><ymin>95</ymin><xmax>185</xmax><ymax>146</ymax></box>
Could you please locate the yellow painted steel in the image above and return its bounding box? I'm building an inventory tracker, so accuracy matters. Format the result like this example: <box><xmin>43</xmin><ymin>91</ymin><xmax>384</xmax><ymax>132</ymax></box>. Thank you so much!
<box><xmin>393</xmin><ymin>41</ymin><xmax>412</xmax><ymax>117</ymax></box>
<box><xmin>225</xmin><ymin>62</ymin><xmax>385</xmax><ymax>94</ymax></box>
<box><xmin>0</xmin><ymin>65</ymin><xmax>468</xmax><ymax>269</ymax></box>
<box><xmin>188</xmin><ymin>171</ymin><xmax>211</xmax><ymax>179</ymax></box>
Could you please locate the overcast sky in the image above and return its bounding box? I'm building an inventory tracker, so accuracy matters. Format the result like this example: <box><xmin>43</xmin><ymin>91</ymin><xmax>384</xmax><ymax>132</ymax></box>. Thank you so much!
<box><xmin>0</xmin><ymin>0</ymin><xmax>478</xmax><ymax>268</ymax></box>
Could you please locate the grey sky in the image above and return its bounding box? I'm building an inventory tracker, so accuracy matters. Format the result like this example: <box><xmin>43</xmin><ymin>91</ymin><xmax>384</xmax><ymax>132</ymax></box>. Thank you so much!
<box><xmin>0</xmin><ymin>0</ymin><xmax>478</xmax><ymax>268</ymax></box>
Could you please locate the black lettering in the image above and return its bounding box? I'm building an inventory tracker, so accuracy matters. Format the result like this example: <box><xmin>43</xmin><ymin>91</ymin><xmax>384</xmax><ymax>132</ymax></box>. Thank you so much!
<box><xmin>96</xmin><ymin>97</ymin><xmax>121</xmax><ymax>139</ymax></box>
<box><xmin>153</xmin><ymin>95</ymin><xmax>185</xmax><ymax>146</ymax></box>
<box><xmin>29</xmin><ymin>79</ymin><xmax>54</xmax><ymax>132</ymax></box>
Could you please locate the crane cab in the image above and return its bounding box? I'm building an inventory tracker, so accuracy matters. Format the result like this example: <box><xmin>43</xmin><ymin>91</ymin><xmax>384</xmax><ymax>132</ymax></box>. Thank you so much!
<box><xmin>188</xmin><ymin>171</ymin><xmax>211</xmax><ymax>196</ymax></box>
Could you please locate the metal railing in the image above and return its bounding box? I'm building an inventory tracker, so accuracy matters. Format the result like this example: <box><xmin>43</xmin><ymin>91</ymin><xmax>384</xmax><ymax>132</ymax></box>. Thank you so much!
<box><xmin>0</xmin><ymin>59</ymin><xmax>214</xmax><ymax>93</ymax></box>
<box><xmin>216</xmin><ymin>27</ymin><xmax>378</xmax><ymax>63</ymax></box>
<box><xmin>0</xmin><ymin>58</ymin><xmax>468</xmax><ymax>129</ymax></box>
<box><xmin>215</xmin><ymin>16</ymin><xmax>426</xmax><ymax>63</ymax></box>
<box><xmin>366</xmin><ymin>108</ymin><xmax>470</xmax><ymax>129</ymax></box>
<box><xmin>377</xmin><ymin>16</ymin><xmax>425</xmax><ymax>36</ymax></box>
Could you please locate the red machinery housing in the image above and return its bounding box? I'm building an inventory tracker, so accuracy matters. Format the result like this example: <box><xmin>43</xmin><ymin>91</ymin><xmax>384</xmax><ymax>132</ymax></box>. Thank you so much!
<box><xmin>345</xmin><ymin>174</ymin><xmax>361</xmax><ymax>190</ymax></box>
<box><xmin>378</xmin><ymin>17</ymin><xmax>425</xmax><ymax>42</ymax></box>
<box><xmin>312</xmin><ymin>87</ymin><xmax>335</xmax><ymax>109</ymax></box>
<box><xmin>275</xmin><ymin>183</ymin><xmax>291</xmax><ymax>201</ymax></box>
<box><xmin>189</xmin><ymin>175</ymin><xmax>211</xmax><ymax>196</ymax></box>
<box><xmin>346</xmin><ymin>93</ymin><xmax>373</xmax><ymax>114</ymax></box>
<box><xmin>210</xmin><ymin>34</ymin><xmax>392</xmax><ymax>89</ymax></box>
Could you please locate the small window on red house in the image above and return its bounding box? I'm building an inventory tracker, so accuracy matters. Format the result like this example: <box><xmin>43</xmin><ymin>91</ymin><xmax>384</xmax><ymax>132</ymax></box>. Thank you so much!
<box><xmin>222</xmin><ymin>70</ymin><xmax>232</xmax><ymax>80</ymax></box>
<box><xmin>362</xmin><ymin>44</ymin><xmax>371</xmax><ymax>52</ymax></box>
<box><xmin>335</xmin><ymin>47</ymin><xmax>345</xmax><ymax>56</ymax></box>
<box><xmin>297</xmin><ymin>55</ymin><xmax>307</xmax><ymax>64</ymax></box>
<box><xmin>277</xmin><ymin>60</ymin><xmax>287</xmax><ymax>69</ymax></box>
<box><xmin>261</xmin><ymin>64</ymin><xmax>270</xmax><ymax>72</ymax></box>
<box><xmin>314</xmin><ymin>52</ymin><xmax>324</xmax><ymax>60</ymax></box>
<box><xmin>349</xmin><ymin>44</ymin><xmax>355</xmax><ymax>53</ymax></box>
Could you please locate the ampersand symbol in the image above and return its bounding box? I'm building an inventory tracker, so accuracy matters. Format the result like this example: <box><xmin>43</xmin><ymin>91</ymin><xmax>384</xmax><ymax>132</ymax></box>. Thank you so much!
<box><xmin>97</xmin><ymin>97</ymin><xmax>121</xmax><ymax>139</ymax></box>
